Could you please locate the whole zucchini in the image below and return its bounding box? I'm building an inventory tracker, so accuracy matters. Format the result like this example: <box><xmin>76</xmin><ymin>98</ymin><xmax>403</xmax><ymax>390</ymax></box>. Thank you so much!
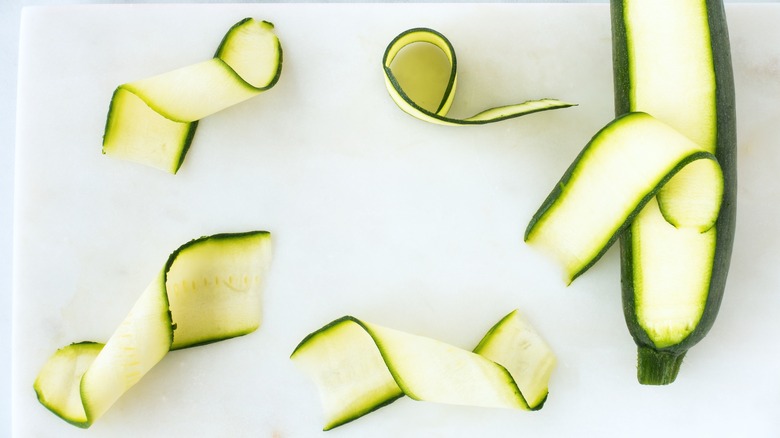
<box><xmin>611</xmin><ymin>0</ymin><xmax>737</xmax><ymax>384</ymax></box>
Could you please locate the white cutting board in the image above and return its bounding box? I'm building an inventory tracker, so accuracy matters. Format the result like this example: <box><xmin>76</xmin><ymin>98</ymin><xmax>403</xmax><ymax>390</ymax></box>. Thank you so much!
<box><xmin>13</xmin><ymin>3</ymin><xmax>780</xmax><ymax>437</ymax></box>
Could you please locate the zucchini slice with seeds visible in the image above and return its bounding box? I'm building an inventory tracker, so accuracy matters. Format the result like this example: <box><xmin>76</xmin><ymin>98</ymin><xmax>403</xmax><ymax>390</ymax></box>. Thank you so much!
<box><xmin>102</xmin><ymin>18</ymin><xmax>283</xmax><ymax>173</ymax></box>
<box><xmin>291</xmin><ymin>309</ymin><xmax>555</xmax><ymax>431</ymax></box>
<box><xmin>383</xmin><ymin>28</ymin><xmax>574</xmax><ymax>126</ymax></box>
<box><xmin>34</xmin><ymin>231</ymin><xmax>273</xmax><ymax>427</ymax></box>
<box><xmin>612</xmin><ymin>0</ymin><xmax>736</xmax><ymax>384</ymax></box>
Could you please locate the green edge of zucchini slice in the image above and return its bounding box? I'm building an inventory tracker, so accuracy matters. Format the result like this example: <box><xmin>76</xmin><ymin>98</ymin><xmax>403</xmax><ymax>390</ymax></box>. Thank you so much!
<box><xmin>291</xmin><ymin>309</ymin><xmax>556</xmax><ymax>431</ymax></box>
<box><xmin>102</xmin><ymin>18</ymin><xmax>283</xmax><ymax>174</ymax></box>
<box><xmin>33</xmin><ymin>231</ymin><xmax>273</xmax><ymax>428</ymax></box>
<box><xmin>525</xmin><ymin>112</ymin><xmax>722</xmax><ymax>285</ymax></box>
<box><xmin>382</xmin><ymin>27</ymin><xmax>575</xmax><ymax>126</ymax></box>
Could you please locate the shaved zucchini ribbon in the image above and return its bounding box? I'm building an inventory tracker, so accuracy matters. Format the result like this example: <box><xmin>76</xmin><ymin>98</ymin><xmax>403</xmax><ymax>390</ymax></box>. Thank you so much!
<box><xmin>102</xmin><ymin>18</ymin><xmax>283</xmax><ymax>174</ymax></box>
<box><xmin>33</xmin><ymin>232</ymin><xmax>273</xmax><ymax>428</ymax></box>
<box><xmin>525</xmin><ymin>112</ymin><xmax>723</xmax><ymax>284</ymax></box>
<box><xmin>383</xmin><ymin>28</ymin><xmax>575</xmax><ymax>125</ymax></box>
<box><xmin>291</xmin><ymin>309</ymin><xmax>556</xmax><ymax>431</ymax></box>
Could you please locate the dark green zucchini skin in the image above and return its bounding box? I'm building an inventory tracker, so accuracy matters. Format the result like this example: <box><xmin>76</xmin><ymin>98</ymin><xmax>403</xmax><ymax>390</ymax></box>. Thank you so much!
<box><xmin>611</xmin><ymin>0</ymin><xmax>737</xmax><ymax>384</ymax></box>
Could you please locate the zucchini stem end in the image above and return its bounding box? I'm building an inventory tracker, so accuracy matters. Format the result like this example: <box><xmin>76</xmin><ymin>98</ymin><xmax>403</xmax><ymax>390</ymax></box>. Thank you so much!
<box><xmin>636</xmin><ymin>346</ymin><xmax>686</xmax><ymax>385</ymax></box>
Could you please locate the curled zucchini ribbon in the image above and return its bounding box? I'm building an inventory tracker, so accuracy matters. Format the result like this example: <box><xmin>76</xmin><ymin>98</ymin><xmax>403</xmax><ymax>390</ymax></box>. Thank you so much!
<box><xmin>525</xmin><ymin>112</ymin><xmax>723</xmax><ymax>284</ymax></box>
<box><xmin>382</xmin><ymin>27</ymin><xmax>575</xmax><ymax>126</ymax></box>
<box><xmin>291</xmin><ymin>309</ymin><xmax>556</xmax><ymax>431</ymax></box>
<box><xmin>102</xmin><ymin>18</ymin><xmax>283</xmax><ymax>174</ymax></box>
<box><xmin>33</xmin><ymin>232</ymin><xmax>273</xmax><ymax>428</ymax></box>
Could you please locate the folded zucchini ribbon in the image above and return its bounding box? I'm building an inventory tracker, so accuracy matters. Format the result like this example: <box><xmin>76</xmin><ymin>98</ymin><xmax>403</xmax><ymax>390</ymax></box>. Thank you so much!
<box><xmin>525</xmin><ymin>112</ymin><xmax>723</xmax><ymax>284</ymax></box>
<box><xmin>382</xmin><ymin>27</ymin><xmax>574</xmax><ymax>126</ymax></box>
<box><xmin>102</xmin><ymin>18</ymin><xmax>283</xmax><ymax>173</ymax></box>
<box><xmin>34</xmin><ymin>232</ymin><xmax>273</xmax><ymax>428</ymax></box>
<box><xmin>291</xmin><ymin>309</ymin><xmax>556</xmax><ymax>431</ymax></box>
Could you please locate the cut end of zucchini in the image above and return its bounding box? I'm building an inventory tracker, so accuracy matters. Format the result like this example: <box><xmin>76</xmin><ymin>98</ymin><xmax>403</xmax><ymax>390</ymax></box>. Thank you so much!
<box><xmin>636</xmin><ymin>346</ymin><xmax>685</xmax><ymax>385</ymax></box>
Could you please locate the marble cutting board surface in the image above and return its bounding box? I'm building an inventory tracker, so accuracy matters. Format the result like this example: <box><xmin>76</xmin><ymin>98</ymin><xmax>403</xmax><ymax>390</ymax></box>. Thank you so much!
<box><xmin>13</xmin><ymin>3</ymin><xmax>780</xmax><ymax>437</ymax></box>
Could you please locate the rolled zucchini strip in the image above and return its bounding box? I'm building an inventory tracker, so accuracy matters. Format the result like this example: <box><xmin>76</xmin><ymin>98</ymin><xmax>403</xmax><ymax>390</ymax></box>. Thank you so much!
<box><xmin>102</xmin><ymin>18</ymin><xmax>283</xmax><ymax>173</ymax></box>
<box><xmin>33</xmin><ymin>232</ymin><xmax>273</xmax><ymax>428</ymax></box>
<box><xmin>291</xmin><ymin>309</ymin><xmax>556</xmax><ymax>431</ymax></box>
<box><xmin>525</xmin><ymin>112</ymin><xmax>722</xmax><ymax>285</ymax></box>
<box><xmin>382</xmin><ymin>28</ymin><xmax>574</xmax><ymax>126</ymax></box>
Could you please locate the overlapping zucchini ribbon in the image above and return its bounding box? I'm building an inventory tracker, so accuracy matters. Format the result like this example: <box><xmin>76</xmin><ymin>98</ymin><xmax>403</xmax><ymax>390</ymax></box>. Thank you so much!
<box><xmin>383</xmin><ymin>27</ymin><xmax>574</xmax><ymax>125</ymax></box>
<box><xmin>102</xmin><ymin>18</ymin><xmax>283</xmax><ymax>173</ymax></box>
<box><xmin>292</xmin><ymin>309</ymin><xmax>556</xmax><ymax>430</ymax></box>
<box><xmin>34</xmin><ymin>232</ymin><xmax>273</xmax><ymax>428</ymax></box>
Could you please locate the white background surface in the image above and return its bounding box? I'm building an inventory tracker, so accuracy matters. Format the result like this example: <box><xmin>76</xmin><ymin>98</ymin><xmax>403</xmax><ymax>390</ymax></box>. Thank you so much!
<box><xmin>2</xmin><ymin>1</ymin><xmax>778</xmax><ymax>437</ymax></box>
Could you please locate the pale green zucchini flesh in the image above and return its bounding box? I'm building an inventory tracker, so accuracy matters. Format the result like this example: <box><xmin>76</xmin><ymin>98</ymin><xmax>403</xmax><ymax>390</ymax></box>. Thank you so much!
<box><xmin>473</xmin><ymin>309</ymin><xmax>557</xmax><ymax>409</ymax></box>
<box><xmin>33</xmin><ymin>342</ymin><xmax>104</xmax><ymax>428</ymax></box>
<box><xmin>612</xmin><ymin>0</ymin><xmax>736</xmax><ymax>384</ymax></box>
<box><xmin>525</xmin><ymin>112</ymin><xmax>722</xmax><ymax>284</ymax></box>
<box><xmin>33</xmin><ymin>231</ymin><xmax>273</xmax><ymax>427</ymax></box>
<box><xmin>102</xmin><ymin>18</ymin><xmax>283</xmax><ymax>174</ymax></box>
<box><xmin>526</xmin><ymin>0</ymin><xmax>734</xmax><ymax>384</ymax></box>
<box><xmin>290</xmin><ymin>318</ymin><xmax>405</xmax><ymax>431</ymax></box>
<box><xmin>291</xmin><ymin>310</ymin><xmax>555</xmax><ymax>430</ymax></box>
<box><xmin>80</xmin><ymin>271</ymin><xmax>173</xmax><ymax>422</ymax></box>
<box><xmin>167</xmin><ymin>232</ymin><xmax>273</xmax><ymax>349</ymax></box>
<box><xmin>383</xmin><ymin>27</ymin><xmax>575</xmax><ymax>126</ymax></box>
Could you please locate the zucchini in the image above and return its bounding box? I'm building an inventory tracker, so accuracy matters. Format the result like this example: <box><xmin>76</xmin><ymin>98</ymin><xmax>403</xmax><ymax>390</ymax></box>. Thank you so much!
<box><xmin>383</xmin><ymin>28</ymin><xmax>574</xmax><ymax>125</ymax></box>
<box><xmin>612</xmin><ymin>0</ymin><xmax>736</xmax><ymax>384</ymax></box>
<box><xmin>33</xmin><ymin>342</ymin><xmax>104</xmax><ymax>428</ymax></box>
<box><xmin>291</xmin><ymin>309</ymin><xmax>555</xmax><ymax>431</ymax></box>
<box><xmin>525</xmin><ymin>112</ymin><xmax>722</xmax><ymax>285</ymax></box>
<box><xmin>527</xmin><ymin>0</ymin><xmax>735</xmax><ymax>385</ymax></box>
<box><xmin>102</xmin><ymin>18</ymin><xmax>283</xmax><ymax>173</ymax></box>
<box><xmin>33</xmin><ymin>231</ymin><xmax>273</xmax><ymax>427</ymax></box>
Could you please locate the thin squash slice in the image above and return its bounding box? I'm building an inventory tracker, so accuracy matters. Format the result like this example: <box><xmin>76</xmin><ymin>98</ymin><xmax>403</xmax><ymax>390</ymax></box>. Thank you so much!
<box><xmin>291</xmin><ymin>310</ymin><xmax>556</xmax><ymax>430</ymax></box>
<box><xmin>382</xmin><ymin>28</ymin><xmax>574</xmax><ymax>125</ymax></box>
<box><xmin>34</xmin><ymin>232</ymin><xmax>273</xmax><ymax>427</ymax></box>
<box><xmin>102</xmin><ymin>18</ymin><xmax>283</xmax><ymax>173</ymax></box>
